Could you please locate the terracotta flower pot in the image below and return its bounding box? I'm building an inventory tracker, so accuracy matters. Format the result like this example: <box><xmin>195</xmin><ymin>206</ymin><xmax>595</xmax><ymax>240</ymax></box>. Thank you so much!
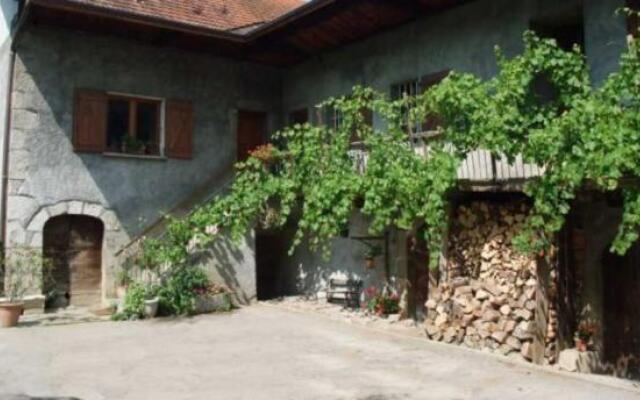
<box><xmin>0</xmin><ymin>303</ymin><xmax>24</xmax><ymax>328</ymax></box>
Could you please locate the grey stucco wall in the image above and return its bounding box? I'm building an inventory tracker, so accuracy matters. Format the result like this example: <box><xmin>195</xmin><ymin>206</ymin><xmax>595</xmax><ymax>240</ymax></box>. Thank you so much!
<box><xmin>7</xmin><ymin>25</ymin><xmax>284</xmax><ymax>302</ymax></box>
<box><xmin>276</xmin><ymin>0</ymin><xmax>629</xmax><ymax>297</ymax></box>
<box><xmin>268</xmin><ymin>213</ymin><xmax>406</xmax><ymax>299</ymax></box>
<box><xmin>4</xmin><ymin>0</ymin><xmax>632</xmax><ymax>305</ymax></box>
<box><xmin>584</xmin><ymin>0</ymin><xmax>628</xmax><ymax>85</ymax></box>
<box><xmin>283</xmin><ymin>0</ymin><xmax>627</xmax><ymax>118</ymax></box>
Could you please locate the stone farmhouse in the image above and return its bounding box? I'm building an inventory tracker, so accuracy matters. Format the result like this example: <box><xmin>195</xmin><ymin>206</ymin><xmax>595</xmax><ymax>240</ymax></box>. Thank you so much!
<box><xmin>1</xmin><ymin>0</ymin><xmax>639</xmax><ymax>377</ymax></box>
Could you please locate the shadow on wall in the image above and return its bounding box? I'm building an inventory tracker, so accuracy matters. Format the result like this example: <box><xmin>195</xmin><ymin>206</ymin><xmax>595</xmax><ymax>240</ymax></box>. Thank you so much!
<box><xmin>190</xmin><ymin>234</ymin><xmax>251</xmax><ymax>305</ymax></box>
<box><xmin>286</xmin><ymin>236</ymin><xmax>388</xmax><ymax>299</ymax></box>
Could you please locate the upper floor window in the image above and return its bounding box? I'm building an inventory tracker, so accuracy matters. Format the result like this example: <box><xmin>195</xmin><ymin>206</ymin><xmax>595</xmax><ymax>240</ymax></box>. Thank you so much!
<box><xmin>391</xmin><ymin>70</ymin><xmax>449</xmax><ymax>135</ymax></box>
<box><xmin>73</xmin><ymin>89</ymin><xmax>193</xmax><ymax>159</ymax></box>
<box><xmin>322</xmin><ymin>104</ymin><xmax>373</xmax><ymax>146</ymax></box>
<box><xmin>391</xmin><ymin>79</ymin><xmax>421</xmax><ymax>134</ymax></box>
<box><xmin>106</xmin><ymin>95</ymin><xmax>162</xmax><ymax>155</ymax></box>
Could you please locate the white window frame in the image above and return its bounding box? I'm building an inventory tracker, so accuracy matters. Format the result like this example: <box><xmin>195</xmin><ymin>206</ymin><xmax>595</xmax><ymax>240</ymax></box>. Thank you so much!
<box><xmin>106</xmin><ymin>91</ymin><xmax>166</xmax><ymax>157</ymax></box>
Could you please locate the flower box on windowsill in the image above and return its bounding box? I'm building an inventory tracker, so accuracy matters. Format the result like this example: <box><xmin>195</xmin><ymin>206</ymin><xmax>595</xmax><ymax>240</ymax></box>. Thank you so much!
<box><xmin>102</xmin><ymin>152</ymin><xmax>167</xmax><ymax>161</ymax></box>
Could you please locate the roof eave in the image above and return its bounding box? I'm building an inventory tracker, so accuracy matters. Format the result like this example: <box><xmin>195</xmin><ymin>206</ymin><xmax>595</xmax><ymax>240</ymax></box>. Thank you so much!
<box><xmin>246</xmin><ymin>0</ymin><xmax>337</xmax><ymax>39</ymax></box>
<box><xmin>25</xmin><ymin>0</ymin><xmax>249</xmax><ymax>43</ymax></box>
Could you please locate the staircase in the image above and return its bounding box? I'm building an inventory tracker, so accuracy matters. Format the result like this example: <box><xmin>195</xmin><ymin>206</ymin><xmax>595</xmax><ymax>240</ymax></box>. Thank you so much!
<box><xmin>117</xmin><ymin>167</ymin><xmax>236</xmax><ymax>257</ymax></box>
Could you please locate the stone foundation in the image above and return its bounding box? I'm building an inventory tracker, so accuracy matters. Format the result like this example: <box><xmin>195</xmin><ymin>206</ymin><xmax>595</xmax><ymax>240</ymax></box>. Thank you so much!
<box><xmin>424</xmin><ymin>200</ymin><xmax>554</xmax><ymax>363</ymax></box>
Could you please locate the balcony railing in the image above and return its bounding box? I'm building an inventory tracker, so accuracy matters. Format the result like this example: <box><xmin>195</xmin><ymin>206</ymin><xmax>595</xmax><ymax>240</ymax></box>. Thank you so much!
<box><xmin>348</xmin><ymin>131</ymin><xmax>544</xmax><ymax>185</ymax></box>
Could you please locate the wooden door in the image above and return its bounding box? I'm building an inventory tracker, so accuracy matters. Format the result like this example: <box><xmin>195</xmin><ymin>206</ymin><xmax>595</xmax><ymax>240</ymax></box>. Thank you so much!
<box><xmin>603</xmin><ymin>244</ymin><xmax>640</xmax><ymax>378</ymax></box>
<box><xmin>237</xmin><ymin>110</ymin><xmax>267</xmax><ymax>162</ymax></box>
<box><xmin>43</xmin><ymin>216</ymin><xmax>104</xmax><ymax>308</ymax></box>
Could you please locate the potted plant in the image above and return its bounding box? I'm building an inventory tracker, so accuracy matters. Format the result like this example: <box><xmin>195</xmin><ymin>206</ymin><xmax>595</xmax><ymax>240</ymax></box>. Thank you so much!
<box><xmin>143</xmin><ymin>291</ymin><xmax>160</xmax><ymax>319</ymax></box>
<box><xmin>122</xmin><ymin>135</ymin><xmax>145</xmax><ymax>155</ymax></box>
<box><xmin>365</xmin><ymin>287</ymin><xmax>400</xmax><ymax>317</ymax></box>
<box><xmin>363</xmin><ymin>243</ymin><xmax>382</xmax><ymax>269</ymax></box>
<box><xmin>0</xmin><ymin>247</ymin><xmax>50</xmax><ymax>328</ymax></box>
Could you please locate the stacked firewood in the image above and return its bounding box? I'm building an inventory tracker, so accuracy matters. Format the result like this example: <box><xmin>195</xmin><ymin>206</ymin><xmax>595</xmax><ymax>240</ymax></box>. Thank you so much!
<box><xmin>423</xmin><ymin>201</ymin><xmax>540</xmax><ymax>362</ymax></box>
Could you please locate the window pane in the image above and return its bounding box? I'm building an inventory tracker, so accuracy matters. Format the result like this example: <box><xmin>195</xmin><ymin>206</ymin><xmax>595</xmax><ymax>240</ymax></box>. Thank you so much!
<box><xmin>107</xmin><ymin>99</ymin><xmax>129</xmax><ymax>151</ymax></box>
<box><xmin>136</xmin><ymin>102</ymin><xmax>159</xmax><ymax>150</ymax></box>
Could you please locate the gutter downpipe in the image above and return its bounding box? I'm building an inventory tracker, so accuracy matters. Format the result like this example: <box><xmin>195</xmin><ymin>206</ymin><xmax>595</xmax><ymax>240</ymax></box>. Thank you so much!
<box><xmin>1</xmin><ymin>0</ymin><xmax>30</xmax><ymax>249</ymax></box>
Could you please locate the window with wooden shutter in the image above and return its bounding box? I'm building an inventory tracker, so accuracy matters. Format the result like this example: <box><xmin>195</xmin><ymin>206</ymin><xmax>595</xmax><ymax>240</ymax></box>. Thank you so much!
<box><xmin>105</xmin><ymin>95</ymin><xmax>162</xmax><ymax>155</ymax></box>
<box><xmin>74</xmin><ymin>89</ymin><xmax>107</xmax><ymax>153</ymax></box>
<box><xmin>166</xmin><ymin>100</ymin><xmax>194</xmax><ymax>159</ymax></box>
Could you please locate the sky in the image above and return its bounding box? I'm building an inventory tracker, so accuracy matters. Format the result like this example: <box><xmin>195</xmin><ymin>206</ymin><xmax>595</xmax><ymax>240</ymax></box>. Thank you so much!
<box><xmin>0</xmin><ymin>0</ymin><xmax>18</xmax><ymax>42</ymax></box>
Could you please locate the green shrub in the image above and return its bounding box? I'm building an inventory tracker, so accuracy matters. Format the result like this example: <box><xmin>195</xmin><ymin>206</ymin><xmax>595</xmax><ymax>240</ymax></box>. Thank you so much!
<box><xmin>112</xmin><ymin>282</ymin><xmax>156</xmax><ymax>321</ymax></box>
<box><xmin>157</xmin><ymin>267</ymin><xmax>210</xmax><ymax>316</ymax></box>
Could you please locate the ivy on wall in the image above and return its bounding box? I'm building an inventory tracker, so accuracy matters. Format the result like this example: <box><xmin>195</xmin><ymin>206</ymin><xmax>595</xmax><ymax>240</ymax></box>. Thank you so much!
<box><xmin>138</xmin><ymin>28</ymin><xmax>640</xmax><ymax>270</ymax></box>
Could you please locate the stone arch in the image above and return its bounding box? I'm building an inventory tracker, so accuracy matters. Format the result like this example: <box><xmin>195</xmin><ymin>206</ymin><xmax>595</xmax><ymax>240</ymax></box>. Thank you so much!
<box><xmin>23</xmin><ymin>200</ymin><xmax>120</xmax><ymax>248</ymax></box>
<box><xmin>43</xmin><ymin>214</ymin><xmax>105</xmax><ymax>308</ymax></box>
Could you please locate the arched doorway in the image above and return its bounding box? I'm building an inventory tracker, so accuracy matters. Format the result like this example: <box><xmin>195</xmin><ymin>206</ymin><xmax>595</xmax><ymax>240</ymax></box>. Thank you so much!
<box><xmin>602</xmin><ymin>243</ymin><xmax>640</xmax><ymax>379</ymax></box>
<box><xmin>43</xmin><ymin>215</ymin><xmax>104</xmax><ymax>308</ymax></box>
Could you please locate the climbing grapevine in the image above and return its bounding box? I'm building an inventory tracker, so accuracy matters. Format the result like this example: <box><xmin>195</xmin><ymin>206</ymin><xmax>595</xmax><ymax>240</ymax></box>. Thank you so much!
<box><xmin>137</xmin><ymin>29</ymin><xmax>640</xmax><ymax>271</ymax></box>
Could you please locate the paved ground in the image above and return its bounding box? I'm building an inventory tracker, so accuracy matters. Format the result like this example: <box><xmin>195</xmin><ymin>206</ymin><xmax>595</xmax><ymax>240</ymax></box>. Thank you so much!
<box><xmin>0</xmin><ymin>305</ymin><xmax>638</xmax><ymax>400</ymax></box>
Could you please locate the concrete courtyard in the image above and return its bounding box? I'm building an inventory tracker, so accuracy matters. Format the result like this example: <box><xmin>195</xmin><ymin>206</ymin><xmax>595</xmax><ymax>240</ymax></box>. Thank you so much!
<box><xmin>0</xmin><ymin>305</ymin><xmax>638</xmax><ymax>400</ymax></box>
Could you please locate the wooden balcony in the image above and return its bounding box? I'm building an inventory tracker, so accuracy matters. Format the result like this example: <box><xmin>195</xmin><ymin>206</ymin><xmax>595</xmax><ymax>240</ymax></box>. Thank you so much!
<box><xmin>348</xmin><ymin>131</ymin><xmax>544</xmax><ymax>189</ymax></box>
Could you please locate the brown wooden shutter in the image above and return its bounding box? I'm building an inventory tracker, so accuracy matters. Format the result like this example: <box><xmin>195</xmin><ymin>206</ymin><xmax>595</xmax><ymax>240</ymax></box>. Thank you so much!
<box><xmin>73</xmin><ymin>89</ymin><xmax>107</xmax><ymax>153</ymax></box>
<box><xmin>166</xmin><ymin>100</ymin><xmax>194</xmax><ymax>159</ymax></box>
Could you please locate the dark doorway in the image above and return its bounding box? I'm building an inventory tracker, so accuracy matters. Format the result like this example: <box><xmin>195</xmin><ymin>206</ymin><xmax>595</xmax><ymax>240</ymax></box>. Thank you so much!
<box><xmin>602</xmin><ymin>243</ymin><xmax>640</xmax><ymax>379</ymax></box>
<box><xmin>407</xmin><ymin>229</ymin><xmax>431</xmax><ymax>321</ymax></box>
<box><xmin>556</xmin><ymin>206</ymin><xmax>582</xmax><ymax>350</ymax></box>
<box><xmin>256</xmin><ymin>231</ymin><xmax>296</xmax><ymax>300</ymax></box>
<box><xmin>237</xmin><ymin>110</ymin><xmax>267</xmax><ymax>162</ymax></box>
<box><xmin>43</xmin><ymin>215</ymin><xmax>104</xmax><ymax>308</ymax></box>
